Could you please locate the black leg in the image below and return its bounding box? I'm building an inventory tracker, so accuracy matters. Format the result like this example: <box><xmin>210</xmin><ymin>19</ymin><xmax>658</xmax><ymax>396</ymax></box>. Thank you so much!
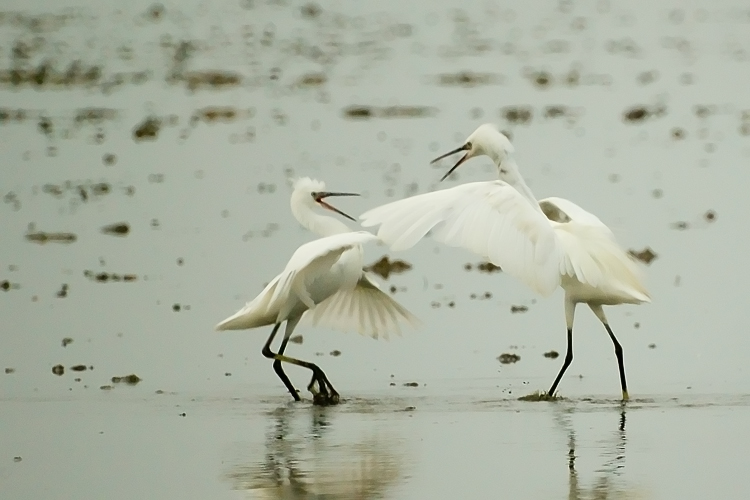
<box><xmin>604</xmin><ymin>323</ymin><xmax>629</xmax><ymax>400</ymax></box>
<box><xmin>261</xmin><ymin>324</ymin><xmax>339</xmax><ymax>406</ymax></box>
<box><xmin>273</xmin><ymin>332</ymin><xmax>300</xmax><ymax>401</ymax></box>
<box><xmin>262</xmin><ymin>324</ymin><xmax>300</xmax><ymax>401</ymax></box>
<box><xmin>548</xmin><ymin>328</ymin><xmax>573</xmax><ymax>397</ymax></box>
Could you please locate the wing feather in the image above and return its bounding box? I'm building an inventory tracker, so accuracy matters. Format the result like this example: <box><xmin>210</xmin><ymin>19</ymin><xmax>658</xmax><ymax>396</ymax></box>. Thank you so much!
<box><xmin>361</xmin><ymin>181</ymin><xmax>562</xmax><ymax>296</ymax></box>
<box><xmin>303</xmin><ymin>274</ymin><xmax>420</xmax><ymax>339</ymax></box>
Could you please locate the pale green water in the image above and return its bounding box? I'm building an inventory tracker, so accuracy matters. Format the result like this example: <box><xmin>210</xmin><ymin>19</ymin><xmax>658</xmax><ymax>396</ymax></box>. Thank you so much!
<box><xmin>2</xmin><ymin>0</ymin><xmax>750</xmax><ymax>498</ymax></box>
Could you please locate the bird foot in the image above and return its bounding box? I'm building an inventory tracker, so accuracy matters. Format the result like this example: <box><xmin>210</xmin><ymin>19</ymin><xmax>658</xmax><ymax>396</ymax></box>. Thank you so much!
<box><xmin>312</xmin><ymin>391</ymin><xmax>340</xmax><ymax>406</ymax></box>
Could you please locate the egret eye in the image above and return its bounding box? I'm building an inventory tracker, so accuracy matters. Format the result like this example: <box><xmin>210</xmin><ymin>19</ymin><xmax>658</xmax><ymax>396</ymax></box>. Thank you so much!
<box><xmin>465</xmin><ymin>141</ymin><xmax>472</xmax><ymax>150</ymax></box>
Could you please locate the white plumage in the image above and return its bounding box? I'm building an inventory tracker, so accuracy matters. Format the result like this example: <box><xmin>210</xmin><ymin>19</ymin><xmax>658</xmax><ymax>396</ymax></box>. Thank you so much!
<box><xmin>216</xmin><ymin>177</ymin><xmax>418</xmax><ymax>404</ymax></box>
<box><xmin>360</xmin><ymin>124</ymin><xmax>649</xmax><ymax>400</ymax></box>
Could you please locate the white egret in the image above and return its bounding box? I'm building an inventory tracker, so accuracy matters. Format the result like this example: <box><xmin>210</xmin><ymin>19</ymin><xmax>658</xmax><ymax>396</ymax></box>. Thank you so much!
<box><xmin>216</xmin><ymin>177</ymin><xmax>418</xmax><ymax>405</ymax></box>
<box><xmin>360</xmin><ymin>124</ymin><xmax>650</xmax><ymax>400</ymax></box>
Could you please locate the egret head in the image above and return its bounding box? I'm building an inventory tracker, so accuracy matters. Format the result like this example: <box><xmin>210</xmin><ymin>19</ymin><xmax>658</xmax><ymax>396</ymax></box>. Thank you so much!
<box><xmin>291</xmin><ymin>177</ymin><xmax>359</xmax><ymax>221</ymax></box>
<box><xmin>431</xmin><ymin>124</ymin><xmax>515</xmax><ymax>181</ymax></box>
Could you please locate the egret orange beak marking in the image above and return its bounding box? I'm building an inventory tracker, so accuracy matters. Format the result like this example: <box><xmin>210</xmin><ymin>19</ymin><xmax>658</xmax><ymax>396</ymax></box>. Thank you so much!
<box><xmin>315</xmin><ymin>192</ymin><xmax>359</xmax><ymax>221</ymax></box>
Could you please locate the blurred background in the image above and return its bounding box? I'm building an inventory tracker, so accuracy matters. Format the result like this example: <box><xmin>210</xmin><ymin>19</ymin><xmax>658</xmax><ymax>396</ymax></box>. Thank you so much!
<box><xmin>2</xmin><ymin>1</ymin><xmax>749</xmax><ymax>498</ymax></box>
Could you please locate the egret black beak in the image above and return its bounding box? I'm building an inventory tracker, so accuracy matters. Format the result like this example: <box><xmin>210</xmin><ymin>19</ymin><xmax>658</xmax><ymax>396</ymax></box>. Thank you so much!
<box><xmin>315</xmin><ymin>191</ymin><xmax>359</xmax><ymax>221</ymax></box>
<box><xmin>430</xmin><ymin>143</ymin><xmax>472</xmax><ymax>182</ymax></box>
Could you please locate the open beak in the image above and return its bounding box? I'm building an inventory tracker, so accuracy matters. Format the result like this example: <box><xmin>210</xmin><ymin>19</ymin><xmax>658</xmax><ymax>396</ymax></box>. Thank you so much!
<box><xmin>316</xmin><ymin>192</ymin><xmax>359</xmax><ymax>221</ymax></box>
<box><xmin>430</xmin><ymin>144</ymin><xmax>472</xmax><ymax>182</ymax></box>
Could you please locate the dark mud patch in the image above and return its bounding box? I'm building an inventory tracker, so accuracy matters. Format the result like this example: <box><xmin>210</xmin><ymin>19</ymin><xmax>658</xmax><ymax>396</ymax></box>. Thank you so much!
<box><xmin>290</xmin><ymin>335</ymin><xmax>303</xmax><ymax>344</ymax></box>
<box><xmin>56</xmin><ymin>283</ymin><xmax>68</xmax><ymax>298</ymax></box>
<box><xmin>510</xmin><ymin>305</ymin><xmax>528</xmax><ymax>314</ymax></box>
<box><xmin>184</xmin><ymin>71</ymin><xmax>242</xmax><ymax>92</ymax></box>
<box><xmin>190</xmin><ymin>106</ymin><xmax>243</xmax><ymax>125</ymax></box>
<box><xmin>52</xmin><ymin>364</ymin><xmax>64</xmax><ymax>376</ymax></box>
<box><xmin>111</xmin><ymin>374</ymin><xmax>141</xmax><ymax>385</ymax></box>
<box><xmin>365</xmin><ymin>256</ymin><xmax>412</xmax><ymax>279</ymax></box>
<box><xmin>628</xmin><ymin>247</ymin><xmax>658</xmax><ymax>265</ymax></box>
<box><xmin>133</xmin><ymin>116</ymin><xmax>161</xmax><ymax>141</ymax></box>
<box><xmin>5</xmin><ymin>367</ymin><xmax>15</xmax><ymax>374</ymax></box>
<box><xmin>342</xmin><ymin>105</ymin><xmax>437</xmax><ymax>120</ymax></box>
<box><xmin>295</xmin><ymin>72</ymin><xmax>327</xmax><ymax>88</ymax></box>
<box><xmin>61</xmin><ymin>337</ymin><xmax>73</xmax><ymax>347</ymax></box>
<box><xmin>70</xmin><ymin>364</ymin><xmax>87</xmax><ymax>372</ymax></box>
<box><xmin>500</xmin><ymin>105</ymin><xmax>533</xmax><ymax>125</ymax></box>
<box><xmin>83</xmin><ymin>270</ymin><xmax>137</xmax><ymax>282</ymax></box>
<box><xmin>497</xmin><ymin>353</ymin><xmax>521</xmax><ymax>364</ymax></box>
<box><xmin>100</xmin><ymin>222</ymin><xmax>130</xmax><ymax>236</ymax></box>
<box><xmin>435</xmin><ymin>71</ymin><xmax>504</xmax><ymax>87</ymax></box>
<box><xmin>518</xmin><ymin>391</ymin><xmax>563</xmax><ymax>402</ymax></box>
<box><xmin>25</xmin><ymin>229</ymin><xmax>77</xmax><ymax>244</ymax></box>
<box><xmin>329</xmin><ymin>350</ymin><xmax>341</xmax><ymax>357</ymax></box>
<box><xmin>403</xmin><ymin>382</ymin><xmax>419</xmax><ymax>387</ymax></box>
<box><xmin>622</xmin><ymin>103</ymin><xmax>667</xmax><ymax>123</ymax></box>
<box><xmin>464</xmin><ymin>262</ymin><xmax>502</xmax><ymax>273</ymax></box>
<box><xmin>544</xmin><ymin>350</ymin><xmax>559</xmax><ymax>359</ymax></box>
<box><xmin>1</xmin><ymin>279</ymin><xmax>20</xmax><ymax>291</ymax></box>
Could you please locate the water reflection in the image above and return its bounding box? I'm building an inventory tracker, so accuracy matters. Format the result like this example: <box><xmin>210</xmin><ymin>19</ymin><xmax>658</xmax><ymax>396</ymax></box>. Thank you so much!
<box><xmin>559</xmin><ymin>405</ymin><xmax>643</xmax><ymax>499</ymax></box>
<box><xmin>226</xmin><ymin>405</ymin><xmax>405</xmax><ymax>499</ymax></box>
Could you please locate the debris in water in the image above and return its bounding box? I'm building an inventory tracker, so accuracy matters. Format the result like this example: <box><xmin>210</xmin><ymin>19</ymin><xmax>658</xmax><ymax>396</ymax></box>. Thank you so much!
<box><xmin>25</xmin><ymin>230</ymin><xmax>77</xmax><ymax>244</ymax></box>
<box><xmin>670</xmin><ymin>221</ymin><xmax>689</xmax><ymax>230</ymax></box>
<box><xmin>365</xmin><ymin>256</ymin><xmax>413</xmax><ymax>279</ymax></box>
<box><xmin>56</xmin><ymin>283</ymin><xmax>68</xmax><ymax>298</ymax></box>
<box><xmin>477</xmin><ymin>262</ymin><xmax>502</xmax><ymax>273</ymax></box>
<box><xmin>101</xmin><ymin>222</ymin><xmax>130</xmax><ymax>236</ymax></box>
<box><xmin>544</xmin><ymin>350</ymin><xmax>559</xmax><ymax>359</ymax></box>
<box><xmin>83</xmin><ymin>270</ymin><xmax>137</xmax><ymax>282</ymax></box>
<box><xmin>501</xmin><ymin>106</ymin><xmax>533</xmax><ymax>125</ymax></box>
<box><xmin>342</xmin><ymin>105</ymin><xmax>437</xmax><ymax>120</ymax></box>
<box><xmin>497</xmin><ymin>353</ymin><xmax>521</xmax><ymax>364</ymax></box>
<box><xmin>329</xmin><ymin>350</ymin><xmax>341</xmax><ymax>357</ymax></box>
<box><xmin>103</xmin><ymin>153</ymin><xmax>117</xmax><ymax>166</ymax></box>
<box><xmin>52</xmin><ymin>364</ymin><xmax>64</xmax><ymax>376</ymax></box>
<box><xmin>184</xmin><ymin>71</ymin><xmax>242</xmax><ymax>92</ymax></box>
<box><xmin>510</xmin><ymin>305</ymin><xmax>528</xmax><ymax>314</ymax></box>
<box><xmin>70</xmin><ymin>365</ymin><xmax>87</xmax><ymax>372</ymax></box>
<box><xmin>14</xmin><ymin>456</ymin><xmax>22</xmax><ymax>462</ymax></box>
<box><xmin>648</xmin><ymin>343</ymin><xmax>657</xmax><ymax>349</ymax></box>
<box><xmin>628</xmin><ymin>247</ymin><xmax>658</xmax><ymax>265</ymax></box>
<box><xmin>172</xmin><ymin>304</ymin><xmax>181</xmax><ymax>312</ymax></box>
<box><xmin>111</xmin><ymin>374</ymin><xmax>141</xmax><ymax>385</ymax></box>
<box><xmin>622</xmin><ymin>104</ymin><xmax>667</xmax><ymax>123</ymax></box>
<box><xmin>5</xmin><ymin>367</ymin><xmax>15</xmax><ymax>374</ymax></box>
<box><xmin>403</xmin><ymin>382</ymin><xmax>419</xmax><ymax>387</ymax></box>
<box><xmin>100</xmin><ymin>385</ymin><xmax>113</xmax><ymax>390</ymax></box>
<box><xmin>62</xmin><ymin>337</ymin><xmax>73</xmax><ymax>347</ymax></box>
<box><xmin>290</xmin><ymin>335</ymin><xmax>303</xmax><ymax>344</ymax></box>
<box><xmin>191</xmin><ymin>106</ymin><xmax>239</xmax><ymax>124</ymax></box>
<box><xmin>704</xmin><ymin>210</ymin><xmax>716</xmax><ymax>222</ymax></box>
<box><xmin>518</xmin><ymin>391</ymin><xmax>562</xmax><ymax>402</ymax></box>
<box><xmin>296</xmin><ymin>72</ymin><xmax>327</xmax><ymax>87</ymax></box>
<box><xmin>436</xmin><ymin>71</ymin><xmax>504</xmax><ymax>87</ymax></box>
<box><xmin>133</xmin><ymin>116</ymin><xmax>161</xmax><ymax>141</ymax></box>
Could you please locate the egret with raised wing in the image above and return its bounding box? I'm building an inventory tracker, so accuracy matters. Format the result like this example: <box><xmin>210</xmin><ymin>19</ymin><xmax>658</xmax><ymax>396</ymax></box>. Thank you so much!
<box><xmin>217</xmin><ymin>177</ymin><xmax>418</xmax><ymax>405</ymax></box>
<box><xmin>360</xmin><ymin>124</ymin><xmax>649</xmax><ymax>400</ymax></box>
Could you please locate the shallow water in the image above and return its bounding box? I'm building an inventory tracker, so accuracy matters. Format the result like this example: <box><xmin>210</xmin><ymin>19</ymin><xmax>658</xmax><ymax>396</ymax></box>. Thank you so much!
<box><xmin>3</xmin><ymin>0</ymin><xmax>750</xmax><ymax>498</ymax></box>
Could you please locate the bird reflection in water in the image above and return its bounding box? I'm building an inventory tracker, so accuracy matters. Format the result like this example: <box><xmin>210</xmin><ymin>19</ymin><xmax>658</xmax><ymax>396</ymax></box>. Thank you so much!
<box><xmin>560</xmin><ymin>404</ymin><xmax>645</xmax><ymax>499</ymax></box>
<box><xmin>225</xmin><ymin>405</ymin><xmax>405</xmax><ymax>499</ymax></box>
